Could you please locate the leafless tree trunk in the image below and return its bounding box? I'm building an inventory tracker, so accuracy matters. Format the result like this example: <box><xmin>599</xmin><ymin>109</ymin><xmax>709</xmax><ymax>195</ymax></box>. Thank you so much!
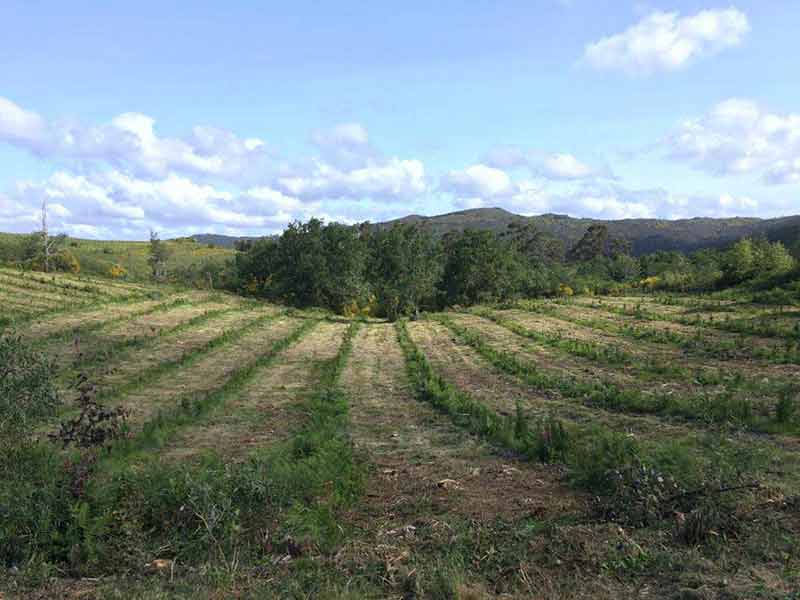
<box><xmin>42</xmin><ymin>198</ymin><xmax>51</xmax><ymax>273</ymax></box>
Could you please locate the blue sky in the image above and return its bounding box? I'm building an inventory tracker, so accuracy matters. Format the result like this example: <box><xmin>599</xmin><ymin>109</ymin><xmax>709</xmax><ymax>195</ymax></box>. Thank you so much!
<box><xmin>1</xmin><ymin>0</ymin><xmax>799</xmax><ymax>239</ymax></box>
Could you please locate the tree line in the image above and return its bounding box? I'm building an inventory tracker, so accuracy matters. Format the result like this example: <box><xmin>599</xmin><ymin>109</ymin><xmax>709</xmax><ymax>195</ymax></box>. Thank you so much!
<box><xmin>1</xmin><ymin>217</ymin><xmax>797</xmax><ymax>311</ymax></box>
<box><xmin>231</xmin><ymin>219</ymin><xmax>800</xmax><ymax>317</ymax></box>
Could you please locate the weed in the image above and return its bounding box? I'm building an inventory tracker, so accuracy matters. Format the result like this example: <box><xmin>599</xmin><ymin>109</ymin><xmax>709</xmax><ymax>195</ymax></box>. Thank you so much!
<box><xmin>50</xmin><ymin>373</ymin><xmax>129</xmax><ymax>450</ymax></box>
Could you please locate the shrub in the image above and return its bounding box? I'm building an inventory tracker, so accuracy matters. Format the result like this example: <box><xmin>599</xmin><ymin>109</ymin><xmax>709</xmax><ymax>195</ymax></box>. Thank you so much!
<box><xmin>50</xmin><ymin>374</ymin><xmax>129</xmax><ymax>450</ymax></box>
<box><xmin>52</xmin><ymin>249</ymin><xmax>81</xmax><ymax>274</ymax></box>
<box><xmin>776</xmin><ymin>390</ymin><xmax>797</xmax><ymax>424</ymax></box>
<box><xmin>0</xmin><ymin>332</ymin><xmax>60</xmax><ymax>436</ymax></box>
<box><xmin>108</xmin><ymin>263</ymin><xmax>127</xmax><ymax>279</ymax></box>
<box><xmin>0</xmin><ymin>334</ymin><xmax>71</xmax><ymax>567</ymax></box>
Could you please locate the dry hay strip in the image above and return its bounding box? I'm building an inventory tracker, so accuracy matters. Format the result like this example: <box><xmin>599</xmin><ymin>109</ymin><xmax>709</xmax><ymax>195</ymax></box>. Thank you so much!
<box><xmin>408</xmin><ymin>320</ymin><xmax>740</xmax><ymax>438</ymax></box>
<box><xmin>95</xmin><ymin>318</ymin><xmax>320</xmax><ymax>472</ymax></box>
<box><xmin>476</xmin><ymin>308</ymin><xmax>798</xmax><ymax>399</ymax></box>
<box><xmin>20</xmin><ymin>295</ymin><xmax>184</xmax><ymax>341</ymax></box>
<box><xmin>404</xmin><ymin>319</ymin><xmax>800</xmax><ymax>488</ymax></box>
<box><xmin>0</xmin><ymin>290</ymin><xmax>61</xmax><ymax>312</ymax></box>
<box><xmin>340</xmin><ymin>322</ymin><xmax>577</xmax><ymax>528</ymax></box>
<box><xmin>160</xmin><ymin>319</ymin><xmax>349</xmax><ymax>463</ymax></box>
<box><xmin>90</xmin><ymin>306</ymin><xmax>280</xmax><ymax>396</ymax></box>
<box><xmin>593</xmin><ymin>295</ymin><xmax>800</xmax><ymax>341</ymax></box>
<box><xmin>437</xmin><ymin>314</ymin><xmax>795</xmax><ymax>433</ymax></box>
<box><xmin>0</xmin><ymin>268</ymin><xmax>141</xmax><ymax>298</ymax></box>
<box><xmin>104</xmin><ymin>315</ymin><xmax>308</xmax><ymax>428</ymax></box>
<box><xmin>446</xmin><ymin>312</ymin><xmax>640</xmax><ymax>389</ymax></box>
<box><xmin>537</xmin><ymin>301</ymin><xmax>800</xmax><ymax>378</ymax></box>
<box><xmin>407</xmin><ymin>319</ymin><xmax>592</xmax><ymax>421</ymax></box>
<box><xmin>0</xmin><ymin>304</ymin><xmax>32</xmax><ymax>321</ymax></box>
<box><xmin>45</xmin><ymin>299</ymin><xmax>235</xmax><ymax>374</ymax></box>
<box><xmin>0</xmin><ymin>271</ymin><xmax>107</xmax><ymax>297</ymax></box>
<box><xmin>7</xmin><ymin>286</ymin><xmax>172</xmax><ymax>333</ymax></box>
<box><xmin>0</xmin><ymin>278</ymin><xmax>88</xmax><ymax>305</ymax></box>
<box><xmin>571</xmin><ymin>296</ymin><xmax>798</xmax><ymax>343</ymax></box>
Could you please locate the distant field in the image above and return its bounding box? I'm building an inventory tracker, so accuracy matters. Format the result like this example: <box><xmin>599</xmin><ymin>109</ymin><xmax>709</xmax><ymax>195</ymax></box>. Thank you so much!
<box><xmin>2</xmin><ymin>270</ymin><xmax>800</xmax><ymax>598</ymax></box>
<box><xmin>0</xmin><ymin>232</ymin><xmax>234</xmax><ymax>281</ymax></box>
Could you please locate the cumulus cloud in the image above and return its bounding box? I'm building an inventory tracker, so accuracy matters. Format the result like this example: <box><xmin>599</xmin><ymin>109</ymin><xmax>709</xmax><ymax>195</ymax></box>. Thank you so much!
<box><xmin>6</xmin><ymin>169</ymin><xmax>311</xmax><ymax>238</ymax></box>
<box><xmin>662</xmin><ymin>98</ymin><xmax>800</xmax><ymax>184</ymax></box>
<box><xmin>0</xmin><ymin>96</ymin><xmax>269</xmax><ymax>181</ymax></box>
<box><xmin>277</xmin><ymin>157</ymin><xmax>427</xmax><ymax>202</ymax></box>
<box><xmin>0</xmin><ymin>97</ymin><xmax>430</xmax><ymax>210</ymax></box>
<box><xmin>3</xmin><ymin>160</ymin><xmax>430</xmax><ymax>239</ymax></box>
<box><xmin>309</xmin><ymin>122</ymin><xmax>380</xmax><ymax>170</ymax></box>
<box><xmin>0</xmin><ymin>97</ymin><xmax>46</xmax><ymax>144</ymax></box>
<box><xmin>540</xmin><ymin>153</ymin><xmax>598</xmax><ymax>180</ymax></box>
<box><xmin>440</xmin><ymin>164</ymin><xmax>515</xmax><ymax>198</ymax></box>
<box><xmin>584</xmin><ymin>8</ymin><xmax>749</xmax><ymax>74</ymax></box>
<box><xmin>482</xmin><ymin>146</ymin><xmax>613</xmax><ymax>181</ymax></box>
<box><xmin>439</xmin><ymin>160</ymin><xmax>790</xmax><ymax>221</ymax></box>
<box><xmin>441</xmin><ymin>164</ymin><xmax>639</xmax><ymax>216</ymax></box>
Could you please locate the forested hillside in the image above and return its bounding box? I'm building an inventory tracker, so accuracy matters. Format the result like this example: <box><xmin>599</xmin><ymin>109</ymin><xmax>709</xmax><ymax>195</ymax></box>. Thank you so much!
<box><xmin>189</xmin><ymin>208</ymin><xmax>800</xmax><ymax>255</ymax></box>
<box><xmin>378</xmin><ymin>208</ymin><xmax>800</xmax><ymax>255</ymax></box>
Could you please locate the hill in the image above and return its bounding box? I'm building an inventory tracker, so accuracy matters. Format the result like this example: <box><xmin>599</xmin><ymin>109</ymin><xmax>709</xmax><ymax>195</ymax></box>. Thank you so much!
<box><xmin>377</xmin><ymin>208</ymin><xmax>800</xmax><ymax>255</ymax></box>
<box><xmin>190</xmin><ymin>233</ymin><xmax>259</xmax><ymax>248</ymax></box>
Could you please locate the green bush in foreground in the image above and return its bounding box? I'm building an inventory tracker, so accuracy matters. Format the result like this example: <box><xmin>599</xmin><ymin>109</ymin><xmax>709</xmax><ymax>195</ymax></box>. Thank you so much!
<box><xmin>0</xmin><ymin>333</ymin><xmax>74</xmax><ymax>567</ymax></box>
<box><xmin>0</xmin><ymin>332</ymin><xmax>60</xmax><ymax>435</ymax></box>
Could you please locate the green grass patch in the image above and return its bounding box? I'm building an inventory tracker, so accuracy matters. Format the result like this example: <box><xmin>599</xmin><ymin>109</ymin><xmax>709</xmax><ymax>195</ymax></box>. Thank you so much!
<box><xmin>435</xmin><ymin>314</ymin><xmax>800</xmax><ymax>435</ymax></box>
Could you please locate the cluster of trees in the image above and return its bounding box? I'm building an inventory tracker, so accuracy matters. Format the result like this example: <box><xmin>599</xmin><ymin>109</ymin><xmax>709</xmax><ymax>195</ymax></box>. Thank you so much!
<box><xmin>233</xmin><ymin>219</ymin><xmax>566</xmax><ymax>319</ymax></box>
<box><xmin>233</xmin><ymin>218</ymin><xmax>799</xmax><ymax>316</ymax></box>
<box><xmin>0</xmin><ymin>231</ymin><xmax>80</xmax><ymax>274</ymax></box>
<box><xmin>2</xmin><ymin>214</ymin><xmax>796</xmax><ymax>308</ymax></box>
<box><xmin>562</xmin><ymin>227</ymin><xmax>797</xmax><ymax>294</ymax></box>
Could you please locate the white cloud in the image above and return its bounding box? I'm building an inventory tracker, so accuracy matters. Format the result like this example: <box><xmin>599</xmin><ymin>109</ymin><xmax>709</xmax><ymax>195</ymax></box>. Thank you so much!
<box><xmin>482</xmin><ymin>146</ymin><xmax>612</xmax><ymax>181</ymax></box>
<box><xmin>0</xmin><ymin>97</ymin><xmax>46</xmax><ymax>143</ymax></box>
<box><xmin>309</xmin><ymin>122</ymin><xmax>379</xmax><ymax>170</ymax></box>
<box><xmin>662</xmin><ymin>98</ymin><xmax>800</xmax><ymax>184</ymax></box>
<box><xmin>311</xmin><ymin>122</ymin><xmax>369</xmax><ymax>148</ymax></box>
<box><xmin>4</xmin><ymin>161</ymin><xmax>429</xmax><ymax>239</ymax></box>
<box><xmin>277</xmin><ymin>157</ymin><xmax>427</xmax><ymax>202</ymax></box>
<box><xmin>0</xmin><ymin>97</ymin><xmax>430</xmax><ymax>214</ymax></box>
<box><xmin>584</xmin><ymin>8</ymin><xmax>749</xmax><ymax>74</ymax></box>
<box><xmin>541</xmin><ymin>153</ymin><xmax>596</xmax><ymax>180</ymax></box>
<box><xmin>579</xmin><ymin>195</ymin><xmax>653</xmax><ymax>219</ymax></box>
<box><xmin>440</xmin><ymin>164</ymin><xmax>515</xmax><ymax>198</ymax></box>
<box><xmin>0</xmin><ymin>96</ymin><xmax>269</xmax><ymax>181</ymax></box>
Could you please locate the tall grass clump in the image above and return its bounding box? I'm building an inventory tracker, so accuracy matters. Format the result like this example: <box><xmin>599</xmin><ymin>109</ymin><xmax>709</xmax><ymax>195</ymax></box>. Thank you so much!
<box><xmin>0</xmin><ymin>332</ymin><xmax>74</xmax><ymax>568</ymax></box>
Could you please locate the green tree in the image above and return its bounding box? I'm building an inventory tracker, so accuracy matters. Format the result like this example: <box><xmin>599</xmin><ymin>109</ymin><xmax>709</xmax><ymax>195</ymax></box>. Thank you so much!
<box><xmin>235</xmin><ymin>219</ymin><xmax>369</xmax><ymax>312</ymax></box>
<box><xmin>609</xmin><ymin>254</ymin><xmax>641</xmax><ymax>282</ymax></box>
<box><xmin>568</xmin><ymin>224</ymin><xmax>609</xmax><ymax>262</ymax></box>
<box><xmin>148</xmin><ymin>230</ymin><xmax>171</xmax><ymax>281</ymax></box>
<box><xmin>320</xmin><ymin>222</ymin><xmax>370</xmax><ymax>312</ymax></box>
<box><xmin>755</xmin><ymin>239</ymin><xmax>795</xmax><ymax>275</ymax></box>
<box><xmin>502</xmin><ymin>222</ymin><xmax>565</xmax><ymax>263</ymax></box>
<box><xmin>440</xmin><ymin>229</ymin><xmax>527</xmax><ymax>305</ymax></box>
<box><xmin>722</xmin><ymin>237</ymin><xmax>756</xmax><ymax>284</ymax></box>
<box><xmin>369</xmin><ymin>224</ymin><xmax>442</xmax><ymax>320</ymax></box>
<box><xmin>791</xmin><ymin>239</ymin><xmax>800</xmax><ymax>262</ymax></box>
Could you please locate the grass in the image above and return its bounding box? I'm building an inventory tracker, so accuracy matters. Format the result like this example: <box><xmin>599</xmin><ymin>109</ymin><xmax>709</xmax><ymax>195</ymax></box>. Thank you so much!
<box><xmin>3</xmin><ymin>278</ymin><xmax>800</xmax><ymax>598</ymax></box>
<box><xmin>520</xmin><ymin>298</ymin><xmax>800</xmax><ymax>365</ymax></box>
<box><xmin>434</xmin><ymin>313</ymin><xmax>800</xmax><ymax>435</ymax></box>
<box><xmin>0</xmin><ymin>233</ymin><xmax>235</xmax><ymax>281</ymax></box>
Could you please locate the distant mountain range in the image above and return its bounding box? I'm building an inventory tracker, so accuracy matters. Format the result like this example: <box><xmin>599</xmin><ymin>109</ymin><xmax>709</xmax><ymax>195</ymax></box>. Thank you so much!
<box><xmin>193</xmin><ymin>208</ymin><xmax>800</xmax><ymax>256</ymax></box>
<box><xmin>191</xmin><ymin>233</ymin><xmax>260</xmax><ymax>248</ymax></box>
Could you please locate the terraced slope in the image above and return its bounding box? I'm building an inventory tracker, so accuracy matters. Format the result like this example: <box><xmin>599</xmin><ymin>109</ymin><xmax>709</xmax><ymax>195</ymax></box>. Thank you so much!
<box><xmin>2</xmin><ymin>279</ymin><xmax>799</xmax><ymax>599</ymax></box>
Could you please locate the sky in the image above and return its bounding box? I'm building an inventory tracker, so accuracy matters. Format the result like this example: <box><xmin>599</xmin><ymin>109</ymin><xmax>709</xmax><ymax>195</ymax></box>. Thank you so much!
<box><xmin>1</xmin><ymin>0</ymin><xmax>799</xmax><ymax>239</ymax></box>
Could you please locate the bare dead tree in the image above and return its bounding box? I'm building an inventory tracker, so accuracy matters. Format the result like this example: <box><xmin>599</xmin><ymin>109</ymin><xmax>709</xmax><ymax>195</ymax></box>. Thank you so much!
<box><xmin>41</xmin><ymin>198</ymin><xmax>60</xmax><ymax>273</ymax></box>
